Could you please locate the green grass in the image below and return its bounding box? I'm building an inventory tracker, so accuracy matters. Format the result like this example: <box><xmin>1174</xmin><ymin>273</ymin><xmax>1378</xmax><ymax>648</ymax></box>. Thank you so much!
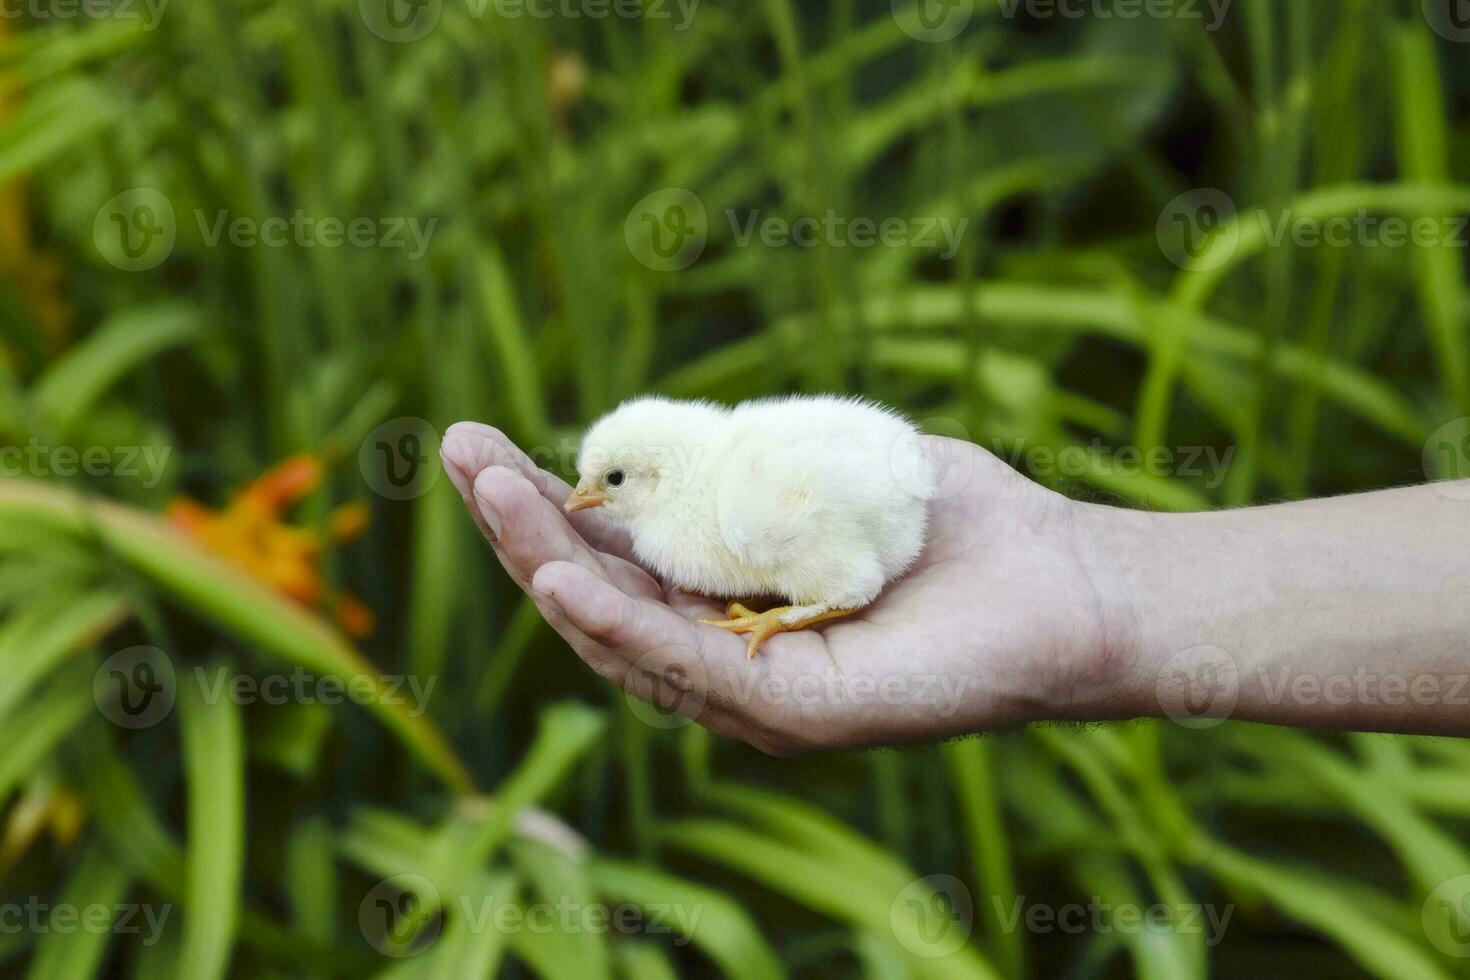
<box><xmin>0</xmin><ymin>0</ymin><xmax>1467</xmax><ymax>976</ymax></box>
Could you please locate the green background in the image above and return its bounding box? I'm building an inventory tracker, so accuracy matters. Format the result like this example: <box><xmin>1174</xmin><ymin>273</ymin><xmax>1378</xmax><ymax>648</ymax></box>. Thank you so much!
<box><xmin>1</xmin><ymin>0</ymin><xmax>1468</xmax><ymax>976</ymax></box>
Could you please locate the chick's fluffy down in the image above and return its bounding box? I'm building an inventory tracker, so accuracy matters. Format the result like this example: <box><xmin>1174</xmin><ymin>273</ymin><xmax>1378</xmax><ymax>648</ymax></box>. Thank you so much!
<box><xmin>579</xmin><ymin>395</ymin><xmax>935</xmax><ymax>614</ymax></box>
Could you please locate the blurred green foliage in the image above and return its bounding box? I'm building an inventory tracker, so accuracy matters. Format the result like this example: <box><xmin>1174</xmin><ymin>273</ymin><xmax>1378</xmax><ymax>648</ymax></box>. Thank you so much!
<box><xmin>0</xmin><ymin>0</ymin><xmax>1468</xmax><ymax>977</ymax></box>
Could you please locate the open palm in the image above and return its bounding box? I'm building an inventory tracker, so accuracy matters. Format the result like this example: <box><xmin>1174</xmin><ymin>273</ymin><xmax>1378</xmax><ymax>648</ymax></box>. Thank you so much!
<box><xmin>441</xmin><ymin>422</ymin><xmax>1107</xmax><ymax>753</ymax></box>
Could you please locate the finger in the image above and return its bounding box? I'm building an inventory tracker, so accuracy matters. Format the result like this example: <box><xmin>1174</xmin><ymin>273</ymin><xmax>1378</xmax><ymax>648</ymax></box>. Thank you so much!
<box><xmin>533</xmin><ymin>561</ymin><xmax>771</xmax><ymax>742</ymax></box>
<box><xmin>443</xmin><ymin>421</ymin><xmax>635</xmax><ymax>559</ymax></box>
<box><xmin>440</xmin><ymin>434</ymin><xmax>501</xmax><ymax>544</ymax></box>
<box><xmin>543</xmin><ymin>558</ymin><xmax>831</xmax><ymax>677</ymax></box>
<box><xmin>443</xmin><ymin>425</ymin><xmax>671</xmax><ymax>601</ymax></box>
<box><xmin>532</xmin><ymin>561</ymin><xmax>782</xmax><ymax>713</ymax></box>
<box><xmin>440</xmin><ymin>466</ymin><xmax>615</xmax><ymax>668</ymax></box>
<box><xmin>471</xmin><ymin>466</ymin><xmax>663</xmax><ymax>601</ymax></box>
<box><xmin>443</xmin><ymin>427</ymin><xmax>660</xmax><ymax>600</ymax></box>
<box><xmin>596</xmin><ymin>552</ymin><xmax>668</xmax><ymax>603</ymax></box>
<box><xmin>532</xmin><ymin>560</ymin><xmax>710</xmax><ymax>657</ymax></box>
<box><xmin>442</xmin><ymin>422</ymin><xmax>549</xmax><ymax>502</ymax></box>
<box><xmin>665</xmin><ymin>588</ymin><xmax>726</xmax><ymax>621</ymax></box>
<box><xmin>446</xmin><ymin>463</ymin><xmax>667</xmax><ymax>688</ymax></box>
<box><xmin>472</xmin><ymin>466</ymin><xmax>611</xmax><ymax>588</ymax></box>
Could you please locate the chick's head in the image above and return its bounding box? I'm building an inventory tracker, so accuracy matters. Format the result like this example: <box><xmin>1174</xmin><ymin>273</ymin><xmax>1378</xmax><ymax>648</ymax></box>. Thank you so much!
<box><xmin>564</xmin><ymin>396</ymin><xmax>725</xmax><ymax>522</ymax></box>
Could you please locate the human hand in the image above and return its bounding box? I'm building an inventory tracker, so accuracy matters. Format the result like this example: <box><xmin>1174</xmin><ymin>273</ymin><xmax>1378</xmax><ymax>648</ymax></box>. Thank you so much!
<box><xmin>439</xmin><ymin>422</ymin><xmax>1113</xmax><ymax>754</ymax></box>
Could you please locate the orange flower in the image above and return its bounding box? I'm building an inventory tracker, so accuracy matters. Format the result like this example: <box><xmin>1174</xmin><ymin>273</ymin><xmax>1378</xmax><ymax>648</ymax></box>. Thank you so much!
<box><xmin>0</xmin><ymin>21</ymin><xmax>69</xmax><ymax>353</ymax></box>
<box><xmin>0</xmin><ymin>782</ymin><xmax>85</xmax><ymax>879</ymax></box>
<box><xmin>168</xmin><ymin>454</ymin><xmax>374</xmax><ymax>637</ymax></box>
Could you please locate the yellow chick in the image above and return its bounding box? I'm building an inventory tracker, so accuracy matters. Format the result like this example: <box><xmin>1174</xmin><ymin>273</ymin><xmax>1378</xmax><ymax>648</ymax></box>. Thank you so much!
<box><xmin>565</xmin><ymin>395</ymin><xmax>935</xmax><ymax>656</ymax></box>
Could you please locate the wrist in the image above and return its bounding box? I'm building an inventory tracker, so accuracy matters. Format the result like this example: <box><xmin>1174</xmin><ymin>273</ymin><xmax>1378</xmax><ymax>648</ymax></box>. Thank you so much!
<box><xmin>1062</xmin><ymin>499</ymin><xmax>1170</xmax><ymax>723</ymax></box>
<box><xmin>1065</xmin><ymin>500</ymin><xmax>1296</xmax><ymax>729</ymax></box>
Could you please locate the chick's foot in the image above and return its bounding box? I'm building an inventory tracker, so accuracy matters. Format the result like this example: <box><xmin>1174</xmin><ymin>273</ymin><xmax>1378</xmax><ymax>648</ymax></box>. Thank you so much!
<box><xmin>699</xmin><ymin>604</ymin><xmax>856</xmax><ymax>659</ymax></box>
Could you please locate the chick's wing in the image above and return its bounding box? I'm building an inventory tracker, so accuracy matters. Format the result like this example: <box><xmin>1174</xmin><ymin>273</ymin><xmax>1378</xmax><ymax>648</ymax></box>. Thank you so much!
<box><xmin>711</xmin><ymin>426</ymin><xmax>853</xmax><ymax>570</ymax></box>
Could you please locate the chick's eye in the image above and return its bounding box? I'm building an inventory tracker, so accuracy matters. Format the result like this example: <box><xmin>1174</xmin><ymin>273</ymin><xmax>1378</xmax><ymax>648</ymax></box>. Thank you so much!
<box><xmin>605</xmin><ymin>469</ymin><xmax>625</xmax><ymax>487</ymax></box>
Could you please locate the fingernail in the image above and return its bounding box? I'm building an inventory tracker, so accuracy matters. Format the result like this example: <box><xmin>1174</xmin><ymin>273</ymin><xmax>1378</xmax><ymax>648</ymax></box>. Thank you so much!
<box><xmin>439</xmin><ymin>442</ymin><xmax>472</xmax><ymax>499</ymax></box>
<box><xmin>474</xmin><ymin>491</ymin><xmax>502</xmax><ymax>540</ymax></box>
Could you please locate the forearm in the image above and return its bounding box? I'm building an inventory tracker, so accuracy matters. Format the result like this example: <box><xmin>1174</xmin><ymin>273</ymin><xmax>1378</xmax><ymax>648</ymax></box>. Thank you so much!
<box><xmin>1074</xmin><ymin>482</ymin><xmax>1470</xmax><ymax>735</ymax></box>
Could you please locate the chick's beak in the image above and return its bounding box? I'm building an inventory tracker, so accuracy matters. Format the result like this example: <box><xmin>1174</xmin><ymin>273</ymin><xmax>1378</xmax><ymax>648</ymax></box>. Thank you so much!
<box><xmin>564</xmin><ymin>481</ymin><xmax>608</xmax><ymax>513</ymax></box>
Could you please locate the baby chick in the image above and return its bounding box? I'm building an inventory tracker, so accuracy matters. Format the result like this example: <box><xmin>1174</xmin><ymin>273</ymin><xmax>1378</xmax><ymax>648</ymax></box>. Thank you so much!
<box><xmin>565</xmin><ymin>395</ymin><xmax>935</xmax><ymax>657</ymax></box>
